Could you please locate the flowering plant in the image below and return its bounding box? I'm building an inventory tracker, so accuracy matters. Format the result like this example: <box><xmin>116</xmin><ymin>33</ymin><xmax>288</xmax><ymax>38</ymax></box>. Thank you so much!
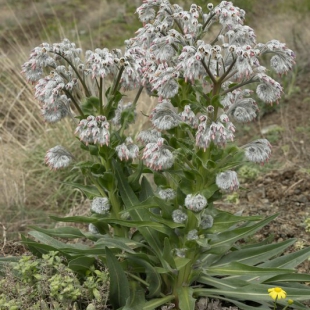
<box><xmin>21</xmin><ymin>1</ymin><xmax>310</xmax><ymax>309</ymax></box>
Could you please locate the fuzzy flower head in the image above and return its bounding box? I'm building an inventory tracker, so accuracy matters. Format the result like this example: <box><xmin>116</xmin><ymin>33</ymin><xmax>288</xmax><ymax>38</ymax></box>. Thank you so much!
<box><xmin>88</xmin><ymin>223</ymin><xmax>100</xmax><ymax>235</ymax></box>
<box><xmin>115</xmin><ymin>137</ymin><xmax>139</xmax><ymax>161</ymax></box>
<box><xmin>216</xmin><ymin>170</ymin><xmax>239</xmax><ymax>193</ymax></box>
<box><xmin>158</xmin><ymin>188</ymin><xmax>176</xmax><ymax>201</ymax></box>
<box><xmin>172</xmin><ymin>209</ymin><xmax>188</xmax><ymax>224</ymax></box>
<box><xmin>244</xmin><ymin>139</ymin><xmax>271</xmax><ymax>164</ymax></box>
<box><xmin>137</xmin><ymin>129</ymin><xmax>162</xmax><ymax>145</ymax></box>
<box><xmin>142</xmin><ymin>138</ymin><xmax>174</xmax><ymax>171</ymax></box>
<box><xmin>91</xmin><ymin>197</ymin><xmax>111</xmax><ymax>215</ymax></box>
<box><xmin>75</xmin><ymin>115</ymin><xmax>110</xmax><ymax>146</ymax></box>
<box><xmin>150</xmin><ymin>99</ymin><xmax>180</xmax><ymax>131</ymax></box>
<box><xmin>185</xmin><ymin>194</ymin><xmax>207</xmax><ymax>212</ymax></box>
<box><xmin>268</xmin><ymin>287</ymin><xmax>287</xmax><ymax>300</ymax></box>
<box><xmin>179</xmin><ymin>105</ymin><xmax>198</xmax><ymax>128</ymax></box>
<box><xmin>45</xmin><ymin>145</ymin><xmax>73</xmax><ymax>170</ymax></box>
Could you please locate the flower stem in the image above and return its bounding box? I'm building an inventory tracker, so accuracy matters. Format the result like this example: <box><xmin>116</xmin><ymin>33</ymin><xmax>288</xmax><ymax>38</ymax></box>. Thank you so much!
<box><xmin>54</xmin><ymin>52</ymin><xmax>91</xmax><ymax>97</ymax></box>
<box><xmin>99</xmin><ymin>77</ymin><xmax>103</xmax><ymax>114</ymax></box>
<box><xmin>63</xmin><ymin>89</ymin><xmax>85</xmax><ymax>117</ymax></box>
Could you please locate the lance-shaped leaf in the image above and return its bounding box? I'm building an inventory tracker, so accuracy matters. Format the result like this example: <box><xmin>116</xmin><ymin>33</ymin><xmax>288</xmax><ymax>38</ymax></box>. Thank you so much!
<box><xmin>106</xmin><ymin>247</ymin><xmax>130</xmax><ymax>309</ymax></box>
<box><xmin>122</xmin><ymin>281</ymin><xmax>146</xmax><ymax>310</ymax></box>
<box><xmin>127</xmin><ymin>255</ymin><xmax>162</xmax><ymax>298</ymax></box>
<box><xmin>177</xmin><ymin>287</ymin><xmax>196</xmax><ymax>310</ymax></box>
<box><xmin>113</xmin><ymin>160</ymin><xmax>167</xmax><ymax>267</ymax></box>
<box><xmin>207</xmin><ymin>262</ymin><xmax>293</xmax><ymax>276</ymax></box>
<box><xmin>213</xmin><ymin>239</ymin><xmax>295</xmax><ymax>267</ymax></box>
<box><xmin>208</xmin><ymin>214</ymin><xmax>277</xmax><ymax>255</ymax></box>
<box><xmin>143</xmin><ymin>295</ymin><xmax>175</xmax><ymax>310</ymax></box>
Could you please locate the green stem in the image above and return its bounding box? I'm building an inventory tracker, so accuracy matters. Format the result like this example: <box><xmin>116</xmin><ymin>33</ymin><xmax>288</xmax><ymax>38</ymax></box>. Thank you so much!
<box><xmin>63</xmin><ymin>89</ymin><xmax>85</xmax><ymax>117</ymax></box>
<box><xmin>99</xmin><ymin>77</ymin><xmax>103</xmax><ymax>114</ymax></box>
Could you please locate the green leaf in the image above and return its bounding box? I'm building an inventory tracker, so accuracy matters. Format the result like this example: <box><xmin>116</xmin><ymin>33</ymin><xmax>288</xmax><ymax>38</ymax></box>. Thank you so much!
<box><xmin>178</xmin><ymin>287</ymin><xmax>195</xmax><ymax>310</ymax></box>
<box><xmin>106</xmin><ymin>247</ymin><xmax>130</xmax><ymax>309</ymax></box>
<box><xmin>28</xmin><ymin>231</ymin><xmax>71</xmax><ymax>249</ymax></box>
<box><xmin>93</xmin><ymin>236</ymin><xmax>143</xmax><ymax>254</ymax></box>
<box><xmin>259</xmin><ymin>245</ymin><xmax>310</xmax><ymax>269</ymax></box>
<box><xmin>163</xmin><ymin>237</ymin><xmax>176</xmax><ymax>269</ymax></box>
<box><xmin>68</xmin><ymin>256</ymin><xmax>95</xmax><ymax>275</ymax></box>
<box><xmin>113</xmin><ymin>160</ymin><xmax>165</xmax><ymax>264</ymax></box>
<box><xmin>208</xmin><ymin>214</ymin><xmax>277</xmax><ymax>255</ymax></box>
<box><xmin>153</xmin><ymin>172</ymin><xmax>168</xmax><ymax>187</ymax></box>
<box><xmin>213</xmin><ymin>239</ymin><xmax>296</xmax><ymax>267</ymax></box>
<box><xmin>29</xmin><ymin>226</ymin><xmax>86</xmax><ymax>239</ymax></box>
<box><xmin>143</xmin><ymin>295</ymin><xmax>175</xmax><ymax>310</ymax></box>
<box><xmin>263</xmin><ymin>273</ymin><xmax>310</xmax><ymax>283</ymax></box>
<box><xmin>123</xmin><ymin>281</ymin><xmax>146</xmax><ymax>310</ymax></box>
<box><xmin>21</xmin><ymin>236</ymin><xmax>62</xmax><ymax>257</ymax></box>
<box><xmin>63</xmin><ymin>182</ymin><xmax>101</xmax><ymax>198</ymax></box>
<box><xmin>207</xmin><ymin>262</ymin><xmax>293</xmax><ymax>276</ymax></box>
<box><xmin>127</xmin><ymin>255</ymin><xmax>162</xmax><ymax>298</ymax></box>
<box><xmin>139</xmin><ymin>176</ymin><xmax>154</xmax><ymax>202</ymax></box>
<box><xmin>208</xmin><ymin>210</ymin><xmax>262</xmax><ymax>233</ymax></box>
<box><xmin>50</xmin><ymin>215</ymin><xmax>97</xmax><ymax>224</ymax></box>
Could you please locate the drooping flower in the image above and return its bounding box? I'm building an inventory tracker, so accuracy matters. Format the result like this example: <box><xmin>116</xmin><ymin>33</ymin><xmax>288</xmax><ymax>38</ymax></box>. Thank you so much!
<box><xmin>45</xmin><ymin>145</ymin><xmax>73</xmax><ymax>170</ymax></box>
<box><xmin>142</xmin><ymin>138</ymin><xmax>174</xmax><ymax>171</ymax></box>
<box><xmin>179</xmin><ymin>105</ymin><xmax>198</xmax><ymax>128</ymax></box>
<box><xmin>115</xmin><ymin>137</ymin><xmax>139</xmax><ymax>161</ymax></box>
<box><xmin>150</xmin><ymin>100</ymin><xmax>181</xmax><ymax>131</ymax></box>
<box><xmin>216</xmin><ymin>170</ymin><xmax>239</xmax><ymax>193</ymax></box>
<box><xmin>75</xmin><ymin>115</ymin><xmax>110</xmax><ymax>146</ymax></box>
<box><xmin>243</xmin><ymin>139</ymin><xmax>271</xmax><ymax>164</ymax></box>
<box><xmin>137</xmin><ymin>129</ymin><xmax>161</xmax><ymax>145</ymax></box>
<box><xmin>256</xmin><ymin>75</ymin><xmax>282</xmax><ymax>104</ymax></box>
<box><xmin>185</xmin><ymin>194</ymin><xmax>207</xmax><ymax>212</ymax></box>
<box><xmin>228</xmin><ymin>98</ymin><xmax>259</xmax><ymax>123</ymax></box>
<box><xmin>268</xmin><ymin>287</ymin><xmax>287</xmax><ymax>300</ymax></box>
<box><xmin>91</xmin><ymin>197</ymin><xmax>110</xmax><ymax>215</ymax></box>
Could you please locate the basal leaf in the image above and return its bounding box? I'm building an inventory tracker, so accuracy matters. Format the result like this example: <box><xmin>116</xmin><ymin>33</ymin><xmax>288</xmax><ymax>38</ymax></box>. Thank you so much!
<box><xmin>127</xmin><ymin>255</ymin><xmax>162</xmax><ymax>298</ymax></box>
<box><xmin>106</xmin><ymin>247</ymin><xmax>130</xmax><ymax>309</ymax></box>
<box><xmin>213</xmin><ymin>239</ymin><xmax>295</xmax><ymax>267</ymax></box>
<box><xmin>123</xmin><ymin>281</ymin><xmax>146</xmax><ymax>310</ymax></box>
<box><xmin>29</xmin><ymin>226</ymin><xmax>86</xmax><ymax>239</ymax></box>
<box><xmin>68</xmin><ymin>256</ymin><xmax>95</xmax><ymax>275</ymax></box>
<box><xmin>208</xmin><ymin>214</ymin><xmax>277</xmax><ymax>255</ymax></box>
<box><xmin>143</xmin><ymin>295</ymin><xmax>175</xmax><ymax>310</ymax></box>
<box><xmin>177</xmin><ymin>287</ymin><xmax>195</xmax><ymax>310</ymax></box>
<box><xmin>207</xmin><ymin>262</ymin><xmax>293</xmax><ymax>276</ymax></box>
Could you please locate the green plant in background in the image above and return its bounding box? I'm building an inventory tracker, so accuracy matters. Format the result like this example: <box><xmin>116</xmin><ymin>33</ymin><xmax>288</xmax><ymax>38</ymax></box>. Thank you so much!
<box><xmin>0</xmin><ymin>252</ymin><xmax>109</xmax><ymax>309</ymax></box>
<box><xmin>12</xmin><ymin>0</ymin><xmax>310</xmax><ymax>309</ymax></box>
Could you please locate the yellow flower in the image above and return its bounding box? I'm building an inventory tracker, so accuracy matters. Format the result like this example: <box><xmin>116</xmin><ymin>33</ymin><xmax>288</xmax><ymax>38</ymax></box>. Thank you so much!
<box><xmin>287</xmin><ymin>299</ymin><xmax>294</xmax><ymax>305</ymax></box>
<box><xmin>268</xmin><ymin>287</ymin><xmax>287</xmax><ymax>300</ymax></box>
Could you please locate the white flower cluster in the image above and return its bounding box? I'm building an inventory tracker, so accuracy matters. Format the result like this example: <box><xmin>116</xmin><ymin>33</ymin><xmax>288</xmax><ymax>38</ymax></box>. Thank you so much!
<box><xmin>116</xmin><ymin>137</ymin><xmax>139</xmax><ymax>161</ymax></box>
<box><xmin>142</xmin><ymin>138</ymin><xmax>174</xmax><ymax>170</ymax></box>
<box><xmin>45</xmin><ymin>145</ymin><xmax>73</xmax><ymax>170</ymax></box>
<box><xmin>75</xmin><ymin>115</ymin><xmax>110</xmax><ymax>146</ymax></box>
<box><xmin>91</xmin><ymin>197</ymin><xmax>111</xmax><ymax>214</ymax></box>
